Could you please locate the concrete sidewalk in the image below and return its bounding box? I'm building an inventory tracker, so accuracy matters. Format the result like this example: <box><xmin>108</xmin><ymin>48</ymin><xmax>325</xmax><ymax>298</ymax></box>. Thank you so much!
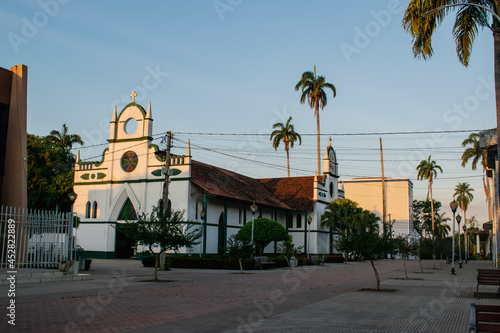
<box><xmin>0</xmin><ymin>258</ymin><xmax>498</xmax><ymax>332</ymax></box>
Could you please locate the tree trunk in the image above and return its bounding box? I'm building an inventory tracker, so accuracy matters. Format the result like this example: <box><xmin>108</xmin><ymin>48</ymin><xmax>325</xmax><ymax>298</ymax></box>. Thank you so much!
<box><xmin>429</xmin><ymin>181</ymin><xmax>436</xmax><ymax>269</ymax></box>
<box><xmin>404</xmin><ymin>255</ymin><xmax>408</xmax><ymax>279</ymax></box>
<box><xmin>315</xmin><ymin>96</ymin><xmax>321</xmax><ymax>175</ymax></box>
<box><xmin>154</xmin><ymin>253</ymin><xmax>159</xmax><ymax>282</ymax></box>
<box><xmin>286</xmin><ymin>147</ymin><xmax>290</xmax><ymax>178</ymax></box>
<box><xmin>494</xmin><ymin>26</ymin><xmax>500</xmax><ymax>268</ymax></box>
<box><xmin>238</xmin><ymin>258</ymin><xmax>243</xmax><ymax>273</ymax></box>
<box><xmin>370</xmin><ymin>259</ymin><xmax>380</xmax><ymax>291</ymax></box>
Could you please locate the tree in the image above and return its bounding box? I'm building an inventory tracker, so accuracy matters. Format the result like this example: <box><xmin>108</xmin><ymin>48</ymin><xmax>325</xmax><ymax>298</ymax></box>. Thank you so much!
<box><xmin>270</xmin><ymin>116</ymin><xmax>302</xmax><ymax>178</ymax></box>
<box><xmin>402</xmin><ymin>1</ymin><xmax>500</xmax><ymax>247</ymax></box>
<box><xmin>396</xmin><ymin>235</ymin><xmax>411</xmax><ymax>279</ymax></box>
<box><xmin>454</xmin><ymin>182</ymin><xmax>474</xmax><ymax>230</ymax></box>
<box><xmin>412</xmin><ymin>199</ymin><xmax>442</xmax><ymax>238</ymax></box>
<box><xmin>416</xmin><ymin>155</ymin><xmax>443</xmax><ymax>235</ymax></box>
<box><xmin>321</xmin><ymin>198</ymin><xmax>363</xmax><ymax>262</ymax></box>
<box><xmin>227</xmin><ymin>234</ymin><xmax>254</xmax><ymax>273</ymax></box>
<box><xmin>295</xmin><ymin>66</ymin><xmax>336</xmax><ymax>175</ymax></box>
<box><xmin>27</xmin><ymin>134</ymin><xmax>75</xmax><ymax>210</ymax></box>
<box><xmin>47</xmin><ymin>123</ymin><xmax>84</xmax><ymax>149</ymax></box>
<box><xmin>335</xmin><ymin>208</ymin><xmax>391</xmax><ymax>291</ymax></box>
<box><xmin>125</xmin><ymin>207</ymin><xmax>200</xmax><ymax>281</ymax></box>
<box><xmin>462</xmin><ymin>133</ymin><xmax>491</xmax><ymax>220</ymax></box>
<box><xmin>277</xmin><ymin>235</ymin><xmax>303</xmax><ymax>269</ymax></box>
<box><xmin>236</xmin><ymin>218</ymin><xmax>288</xmax><ymax>255</ymax></box>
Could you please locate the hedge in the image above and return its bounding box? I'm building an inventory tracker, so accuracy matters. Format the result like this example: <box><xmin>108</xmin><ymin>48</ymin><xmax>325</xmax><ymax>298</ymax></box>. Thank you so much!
<box><xmin>141</xmin><ymin>254</ymin><xmax>344</xmax><ymax>270</ymax></box>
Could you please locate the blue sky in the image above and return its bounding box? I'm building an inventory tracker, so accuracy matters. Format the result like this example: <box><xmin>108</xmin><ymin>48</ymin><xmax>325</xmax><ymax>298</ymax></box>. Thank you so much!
<box><xmin>1</xmin><ymin>0</ymin><xmax>495</xmax><ymax>224</ymax></box>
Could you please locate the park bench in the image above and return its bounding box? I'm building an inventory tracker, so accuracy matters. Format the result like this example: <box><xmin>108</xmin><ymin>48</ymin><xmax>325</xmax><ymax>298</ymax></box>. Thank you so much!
<box><xmin>476</xmin><ymin>269</ymin><xmax>500</xmax><ymax>298</ymax></box>
<box><xmin>254</xmin><ymin>256</ymin><xmax>276</xmax><ymax>270</ymax></box>
<box><xmin>469</xmin><ymin>303</ymin><xmax>500</xmax><ymax>333</ymax></box>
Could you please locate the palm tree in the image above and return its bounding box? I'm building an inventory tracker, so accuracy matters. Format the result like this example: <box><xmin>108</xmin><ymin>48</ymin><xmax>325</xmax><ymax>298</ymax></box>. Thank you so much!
<box><xmin>295</xmin><ymin>66</ymin><xmax>336</xmax><ymax>175</ymax></box>
<box><xmin>321</xmin><ymin>198</ymin><xmax>362</xmax><ymax>234</ymax></box>
<box><xmin>270</xmin><ymin>116</ymin><xmax>302</xmax><ymax>178</ymax></box>
<box><xmin>402</xmin><ymin>1</ymin><xmax>500</xmax><ymax>242</ymax></box>
<box><xmin>462</xmin><ymin>133</ymin><xmax>491</xmax><ymax>220</ymax></box>
<box><xmin>416</xmin><ymin>155</ymin><xmax>443</xmax><ymax>233</ymax></box>
<box><xmin>454</xmin><ymin>182</ymin><xmax>474</xmax><ymax>228</ymax></box>
<box><xmin>47</xmin><ymin>124</ymin><xmax>84</xmax><ymax>149</ymax></box>
<box><xmin>434</xmin><ymin>212</ymin><xmax>451</xmax><ymax>239</ymax></box>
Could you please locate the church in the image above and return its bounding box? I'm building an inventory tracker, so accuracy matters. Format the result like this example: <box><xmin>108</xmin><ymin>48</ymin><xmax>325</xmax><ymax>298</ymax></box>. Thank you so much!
<box><xmin>72</xmin><ymin>92</ymin><xmax>341</xmax><ymax>259</ymax></box>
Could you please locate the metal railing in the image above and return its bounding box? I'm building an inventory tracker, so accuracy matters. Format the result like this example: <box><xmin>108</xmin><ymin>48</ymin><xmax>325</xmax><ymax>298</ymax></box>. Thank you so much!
<box><xmin>0</xmin><ymin>206</ymin><xmax>74</xmax><ymax>269</ymax></box>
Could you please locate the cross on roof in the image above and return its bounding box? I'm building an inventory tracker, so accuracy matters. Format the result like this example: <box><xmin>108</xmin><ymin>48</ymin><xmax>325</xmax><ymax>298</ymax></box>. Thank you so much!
<box><xmin>130</xmin><ymin>91</ymin><xmax>137</xmax><ymax>103</ymax></box>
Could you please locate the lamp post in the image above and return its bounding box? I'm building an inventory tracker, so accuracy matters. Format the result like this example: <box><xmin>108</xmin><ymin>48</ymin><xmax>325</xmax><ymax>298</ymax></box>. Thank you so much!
<box><xmin>463</xmin><ymin>224</ymin><xmax>468</xmax><ymax>263</ymax></box>
<box><xmin>250</xmin><ymin>202</ymin><xmax>258</xmax><ymax>257</ymax></box>
<box><xmin>307</xmin><ymin>215</ymin><xmax>312</xmax><ymax>258</ymax></box>
<box><xmin>457</xmin><ymin>214</ymin><xmax>463</xmax><ymax>268</ymax></box>
<box><xmin>68</xmin><ymin>190</ymin><xmax>77</xmax><ymax>260</ymax></box>
<box><xmin>450</xmin><ymin>199</ymin><xmax>458</xmax><ymax>275</ymax></box>
<box><xmin>199</xmin><ymin>210</ymin><xmax>206</xmax><ymax>258</ymax></box>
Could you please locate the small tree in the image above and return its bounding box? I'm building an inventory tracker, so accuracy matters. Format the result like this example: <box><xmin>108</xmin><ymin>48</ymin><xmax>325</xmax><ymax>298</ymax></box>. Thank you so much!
<box><xmin>236</xmin><ymin>218</ymin><xmax>288</xmax><ymax>255</ymax></box>
<box><xmin>336</xmin><ymin>209</ymin><xmax>395</xmax><ymax>291</ymax></box>
<box><xmin>227</xmin><ymin>234</ymin><xmax>254</xmax><ymax>273</ymax></box>
<box><xmin>277</xmin><ymin>235</ymin><xmax>303</xmax><ymax>269</ymax></box>
<box><xmin>125</xmin><ymin>206</ymin><xmax>200</xmax><ymax>281</ymax></box>
<box><xmin>396</xmin><ymin>235</ymin><xmax>411</xmax><ymax>279</ymax></box>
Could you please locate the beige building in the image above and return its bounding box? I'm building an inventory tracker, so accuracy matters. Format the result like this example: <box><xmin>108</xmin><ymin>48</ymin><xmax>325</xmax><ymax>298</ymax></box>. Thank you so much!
<box><xmin>339</xmin><ymin>177</ymin><xmax>416</xmax><ymax>240</ymax></box>
<box><xmin>0</xmin><ymin>64</ymin><xmax>28</xmax><ymax>209</ymax></box>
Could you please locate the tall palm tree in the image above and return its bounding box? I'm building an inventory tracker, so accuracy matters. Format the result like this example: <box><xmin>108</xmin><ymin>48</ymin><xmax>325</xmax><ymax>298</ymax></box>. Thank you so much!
<box><xmin>454</xmin><ymin>182</ymin><xmax>474</xmax><ymax>227</ymax></box>
<box><xmin>270</xmin><ymin>116</ymin><xmax>302</xmax><ymax>178</ymax></box>
<box><xmin>403</xmin><ymin>1</ymin><xmax>500</xmax><ymax>245</ymax></box>
<box><xmin>321</xmin><ymin>198</ymin><xmax>362</xmax><ymax>235</ymax></box>
<box><xmin>416</xmin><ymin>155</ymin><xmax>443</xmax><ymax>233</ymax></box>
<box><xmin>47</xmin><ymin>124</ymin><xmax>84</xmax><ymax>149</ymax></box>
<box><xmin>434</xmin><ymin>212</ymin><xmax>451</xmax><ymax>239</ymax></box>
<box><xmin>295</xmin><ymin>66</ymin><xmax>336</xmax><ymax>175</ymax></box>
<box><xmin>462</xmin><ymin>133</ymin><xmax>491</xmax><ymax>220</ymax></box>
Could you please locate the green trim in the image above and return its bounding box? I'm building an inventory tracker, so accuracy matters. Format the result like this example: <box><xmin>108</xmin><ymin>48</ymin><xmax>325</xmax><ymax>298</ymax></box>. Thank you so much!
<box><xmin>79</xmin><ymin>221</ymin><xmax>118</xmax><ymax>224</ymax></box>
<box><xmin>80</xmin><ymin>251</ymin><xmax>115</xmax><ymax>259</ymax></box>
<box><xmin>170</xmin><ymin>177</ymin><xmax>191</xmax><ymax>182</ymax></box>
<box><xmin>96</xmin><ymin>172</ymin><xmax>106</xmax><ymax>179</ymax></box>
<box><xmin>151</xmin><ymin>169</ymin><xmax>162</xmax><ymax>177</ymax></box>
<box><xmin>80</xmin><ymin>174</ymin><xmax>90</xmax><ymax>180</ymax></box>
<box><xmin>149</xmin><ymin>144</ymin><xmax>165</xmax><ymax>162</ymax></box>
<box><xmin>171</xmin><ymin>168</ymin><xmax>182</xmax><ymax>176</ymax></box>
<box><xmin>95</xmin><ymin>148</ymin><xmax>108</xmax><ymax>167</ymax></box>
<box><xmin>108</xmin><ymin>136</ymin><xmax>153</xmax><ymax>144</ymax></box>
<box><xmin>118</xmin><ymin>102</ymin><xmax>147</xmax><ymax>119</ymax></box>
<box><xmin>74</xmin><ymin>178</ymin><xmax>165</xmax><ymax>186</ymax></box>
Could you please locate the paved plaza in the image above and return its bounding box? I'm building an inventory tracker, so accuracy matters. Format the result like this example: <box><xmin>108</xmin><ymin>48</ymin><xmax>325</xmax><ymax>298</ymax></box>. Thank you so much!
<box><xmin>0</xmin><ymin>258</ymin><xmax>499</xmax><ymax>332</ymax></box>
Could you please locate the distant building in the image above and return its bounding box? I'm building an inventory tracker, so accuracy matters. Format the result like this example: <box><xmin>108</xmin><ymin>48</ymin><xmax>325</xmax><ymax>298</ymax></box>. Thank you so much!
<box><xmin>73</xmin><ymin>93</ymin><xmax>341</xmax><ymax>258</ymax></box>
<box><xmin>0</xmin><ymin>64</ymin><xmax>27</xmax><ymax>209</ymax></box>
<box><xmin>339</xmin><ymin>177</ymin><xmax>417</xmax><ymax>240</ymax></box>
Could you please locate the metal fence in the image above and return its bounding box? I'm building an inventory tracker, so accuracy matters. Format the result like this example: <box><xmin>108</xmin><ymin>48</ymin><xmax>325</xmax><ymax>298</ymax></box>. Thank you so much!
<box><xmin>0</xmin><ymin>206</ymin><xmax>74</xmax><ymax>269</ymax></box>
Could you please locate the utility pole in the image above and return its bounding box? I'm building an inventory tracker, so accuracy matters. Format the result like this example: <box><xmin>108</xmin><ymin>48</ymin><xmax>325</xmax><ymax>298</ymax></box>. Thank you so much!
<box><xmin>380</xmin><ymin>138</ymin><xmax>387</xmax><ymax>235</ymax></box>
<box><xmin>159</xmin><ymin>131</ymin><xmax>172</xmax><ymax>271</ymax></box>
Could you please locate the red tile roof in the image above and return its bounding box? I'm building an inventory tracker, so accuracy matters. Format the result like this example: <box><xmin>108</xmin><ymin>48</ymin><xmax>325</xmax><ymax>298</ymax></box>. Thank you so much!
<box><xmin>259</xmin><ymin>177</ymin><xmax>315</xmax><ymax>211</ymax></box>
<box><xmin>190</xmin><ymin>160</ymin><xmax>291</xmax><ymax>210</ymax></box>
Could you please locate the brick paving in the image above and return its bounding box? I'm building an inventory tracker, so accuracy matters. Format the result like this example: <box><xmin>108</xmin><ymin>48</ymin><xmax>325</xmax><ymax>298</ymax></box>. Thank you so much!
<box><xmin>0</xmin><ymin>258</ymin><xmax>498</xmax><ymax>332</ymax></box>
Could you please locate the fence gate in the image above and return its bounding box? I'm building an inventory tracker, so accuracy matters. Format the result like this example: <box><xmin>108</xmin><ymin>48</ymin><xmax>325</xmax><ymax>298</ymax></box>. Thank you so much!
<box><xmin>0</xmin><ymin>206</ymin><xmax>74</xmax><ymax>269</ymax></box>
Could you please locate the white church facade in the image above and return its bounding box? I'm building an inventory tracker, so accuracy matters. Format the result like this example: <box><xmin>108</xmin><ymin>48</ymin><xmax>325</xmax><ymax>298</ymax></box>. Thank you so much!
<box><xmin>73</xmin><ymin>93</ymin><xmax>342</xmax><ymax>259</ymax></box>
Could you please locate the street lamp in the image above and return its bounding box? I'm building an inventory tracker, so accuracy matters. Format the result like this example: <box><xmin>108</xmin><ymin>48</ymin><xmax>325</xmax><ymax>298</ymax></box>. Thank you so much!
<box><xmin>462</xmin><ymin>224</ymin><xmax>468</xmax><ymax>263</ymax></box>
<box><xmin>450</xmin><ymin>199</ymin><xmax>458</xmax><ymax>275</ymax></box>
<box><xmin>67</xmin><ymin>190</ymin><xmax>77</xmax><ymax>260</ymax></box>
<box><xmin>307</xmin><ymin>215</ymin><xmax>312</xmax><ymax>258</ymax></box>
<box><xmin>199</xmin><ymin>210</ymin><xmax>206</xmax><ymax>258</ymax></box>
<box><xmin>250</xmin><ymin>202</ymin><xmax>258</xmax><ymax>257</ymax></box>
<box><xmin>457</xmin><ymin>214</ymin><xmax>463</xmax><ymax>268</ymax></box>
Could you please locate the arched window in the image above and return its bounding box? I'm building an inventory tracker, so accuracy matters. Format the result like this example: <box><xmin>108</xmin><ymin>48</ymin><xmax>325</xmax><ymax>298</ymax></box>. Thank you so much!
<box><xmin>330</xmin><ymin>182</ymin><xmax>334</xmax><ymax>197</ymax></box>
<box><xmin>288</xmin><ymin>214</ymin><xmax>293</xmax><ymax>229</ymax></box>
<box><xmin>296</xmin><ymin>214</ymin><xmax>302</xmax><ymax>229</ymax></box>
<box><xmin>85</xmin><ymin>201</ymin><xmax>91</xmax><ymax>218</ymax></box>
<box><xmin>239</xmin><ymin>206</ymin><xmax>243</xmax><ymax>224</ymax></box>
<box><xmin>92</xmin><ymin>201</ymin><xmax>98</xmax><ymax>219</ymax></box>
<box><xmin>118</xmin><ymin>198</ymin><xmax>137</xmax><ymax>220</ymax></box>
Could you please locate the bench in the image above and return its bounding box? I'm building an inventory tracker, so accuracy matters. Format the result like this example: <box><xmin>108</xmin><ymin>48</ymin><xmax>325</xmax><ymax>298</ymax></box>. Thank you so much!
<box><xmin>254</xmin><ymin>256</ymin><xmax>276</xmax><ymax>270</ymax></box>
<box><xmin>469</xmin><ymin>303</ymin><xmax>500</xmax><ymax>333</ymax></box>
<box><xmin>476</xmin><ymin>269</ymin><xmax>500</xmax><ymax>298</ymax></box>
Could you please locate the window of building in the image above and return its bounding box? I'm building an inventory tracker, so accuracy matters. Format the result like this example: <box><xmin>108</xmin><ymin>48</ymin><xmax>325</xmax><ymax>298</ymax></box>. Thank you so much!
<box><xmin>92</xmin><ymin>201</ymin><xmax>98</xmax><ymax>219</ymax></box>
<box><xmin>85</xmin><ymin>201</ymin><xmax>91</xmax><ymax>218</ymax></box>
<box><xmin>288</xmin><ymin>214</ymin><xmax>293</xmax><ymax>229</ymax></box>
<box><xmin>296</xmin><ymin>214</ymin><xmax>302</xmax><ymax>229</ymax></box>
